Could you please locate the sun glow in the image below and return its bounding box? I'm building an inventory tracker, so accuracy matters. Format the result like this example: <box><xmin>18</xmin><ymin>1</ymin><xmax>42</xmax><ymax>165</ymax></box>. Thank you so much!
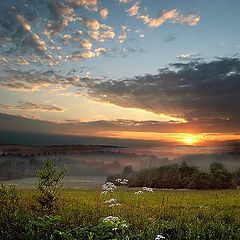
<box><xmin>183</xmin><ymin>137</ymin><xmax>196</xmax><ymax>145</ymax></box>
<box><xmin>97</xmin><ymin>131</ymin><xmax>240</xmax><ymax>145</ymax></box>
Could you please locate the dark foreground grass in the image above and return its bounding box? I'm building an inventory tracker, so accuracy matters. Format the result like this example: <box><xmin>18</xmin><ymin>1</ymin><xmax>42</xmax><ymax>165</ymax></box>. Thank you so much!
<box><xmin>1</xmin><ymin>187</ymin><xmax>240</xmax><ymax>240</ymax></box>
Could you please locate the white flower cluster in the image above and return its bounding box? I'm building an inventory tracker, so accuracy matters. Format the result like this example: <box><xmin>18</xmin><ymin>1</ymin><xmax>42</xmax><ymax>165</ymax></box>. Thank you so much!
<box><xmin>134</xmin><ymin>187</ymin><xmax>153</xmax><ymax>195</ymax></box>
<box><xmin>116</xmin><ymin>178</ymin><xmax>128</xmax><ymax>185</ymax></box>
<box><xmin>102</xmin><ymin>216</ymin><xmax>128</xmax><ymax>231</ymax></box>
<box><xmin>102</xmin><ymin>216</ymin><xmax>120</xmax><ymax>223</ymax></box>
<box><xmin>104</xmin><ymin>198</ymin><xmax>116</xmax><ymax>204</ymax></box>
<box><xmin>120</xmin><ymin>223</ymin><xmax>128</xmax><ymax>229</ymax></box>
<box><xmin>142</xmin><ymin>187</ymin><xmax>153</xmax><ymax>192</ymax></box>
<box><xmin>155</xmin><ymin>234</ymin><xmax>165</xmax><ymax>239</ymax></box>
<box><xmin>104</xmin><ymin>198</ymin><xmax>122</xmax><ymax>207</ymax></box>
<box><xmin>134</xmin><ymin>190</ymin><xmax>144</xmax><ymax>195</ymax></box>
<box><xmin>101</xmin><ymin>182</ymin><xmax>117</xmax><ymax>195</ymax></box>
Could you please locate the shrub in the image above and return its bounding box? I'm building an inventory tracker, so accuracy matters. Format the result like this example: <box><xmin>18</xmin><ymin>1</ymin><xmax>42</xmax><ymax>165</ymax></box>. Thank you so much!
<box><xmin>36</xmin><ymin>159</ymin><xmax>67</xmax><ymax>212</ymax></box>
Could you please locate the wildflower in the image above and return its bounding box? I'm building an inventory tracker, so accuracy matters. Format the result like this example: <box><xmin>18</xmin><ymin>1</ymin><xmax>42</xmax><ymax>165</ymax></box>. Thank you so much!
<box><xmin>120</xmin><ymin>178</ymin><xmax>128</xmax><ymax>185</ymax></box>
<box><xmin>104</xmin><ymin>198</ymin><xmax>116</xmax><ymax>204</ymax></box>
<box><xmin>102</xmin><ymin>216</ymin><xmax>129</xmax><ymax>232</ymax></box>
<box><xmin>101</xmin><ymin>182</ymin><xmax>117</xmax><ymax>194</ymax></box>
<box><xmin>121</xmin><ymin>223</ymin><xmax>128</xmax><ymax>228</ymax></box>
<box><xmin>115</xmin><ymin>178</ymin><xmax>122</xmax><ymax>182</ymax></box>
<box><xmin>142</xmin><ymin>187</ymin><xmax>153</xmax><ymax>192</ymax></box>
<box><xmin>134</xmin><ymin>190</ymin><xmax>144</xmax><ymax>195</ymax></box>
<box><xmin>102</xmin><ymin>216</ymin><xmax>120</xmax><ymax>222</ymax></box>
<box><xmin>120</xmin><ymin>181</ymin><xmax>128</xmax><ymax>185</ymax></box>
<box><xmin>105</xmin><ymin>198</ymin><xmax>122</xmax><ymax>207</ymax></box>
<box><xmin>109</xmin><ymin>203</ymin><xmax>122</xmax><ymax>207</ymax></box>
<box><xmin>101</xmin><ymin>191</ymin><xmax>108</xmax><ymax>195</ymax></box>
<box><xmin>155</xmin><ymin>234</ymin><xmax>165</xmax><ymax>240</ymax></box>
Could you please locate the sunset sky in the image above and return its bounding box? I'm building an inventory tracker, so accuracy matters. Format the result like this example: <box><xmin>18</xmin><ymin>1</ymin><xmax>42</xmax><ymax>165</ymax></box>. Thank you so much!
<box><xmin>0</xmin><ymin>0</ymin><xmax>240</xmax><ymax>146</ymax></box>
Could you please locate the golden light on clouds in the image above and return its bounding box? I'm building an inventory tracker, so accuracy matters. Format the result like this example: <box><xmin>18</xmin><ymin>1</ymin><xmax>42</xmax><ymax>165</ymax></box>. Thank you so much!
<box><xmin>57</xmin><ymin>93</ymin><xmax>187</xmax><ymax>123</ymax></box>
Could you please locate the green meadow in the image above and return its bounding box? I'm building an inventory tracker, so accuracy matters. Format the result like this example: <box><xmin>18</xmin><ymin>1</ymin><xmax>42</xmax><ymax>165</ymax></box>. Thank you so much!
<box><xmin>1</xmin><ymin>186</ymin><xmax>240</xmax><ymax>240</ymax></box>
<box><xmin>1</xmin><ymin>160</ymin><xmax>240</xmax><ymax>240</ymax></box>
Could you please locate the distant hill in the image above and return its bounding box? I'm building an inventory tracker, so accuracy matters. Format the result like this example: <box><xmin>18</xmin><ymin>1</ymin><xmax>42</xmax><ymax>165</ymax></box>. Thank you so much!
<box><xmin>0</xmin><ymin>144</ymin><xmax>116</xmax><ymax>157</ymax></box>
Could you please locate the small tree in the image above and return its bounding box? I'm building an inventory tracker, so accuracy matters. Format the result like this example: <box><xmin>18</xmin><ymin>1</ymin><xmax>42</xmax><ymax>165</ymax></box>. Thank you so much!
<box><xmin>233</xmin><ymin>168</ymin><xmax>240</xmax><ymax>186</ymax></box>
<box><xmin>36</xmin><ymin>159</ymin><xmax>67</xmax><ymax>212</ymax></box>
<box><xmin>122</xmin><ymin>165</ymin><xmax>135</xmax><ymax>177</ymax></box>
<box><xmin>209</xmin><ymin>162</ymin><xmax>234</xmax><ymax>189</ymax></box>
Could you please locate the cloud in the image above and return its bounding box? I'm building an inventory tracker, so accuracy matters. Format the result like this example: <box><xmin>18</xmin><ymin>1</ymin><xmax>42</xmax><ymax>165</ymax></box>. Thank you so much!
<box><xmin>83</xmin><ymin>58</ymin><xmax>240</xmax><ymax>129</ymax></box>
<box><xmin>98</xmin><ymin>30</ymin><xmax>115</xmax><ymax>41</ymax></box>
<box><xmin>43</xmin><ymin>0</ymin><xmax>75</xmax><ymax>38</ymax></box>
<box><xmin>119</xmin><ymin>0</ymin><xmax>130</xmax><ymax>4</ymax></box>
<box><xmin>100</xmin><ymin>8</ymin><xmax>109</xmax><ymax>19</ymax></box>
<box><xmin>80</xmin><ymin>39</ymin><xmax>92</xmax><ymax>49</ymax></box>
<box><xmin>135</xmin><ymin>29</ymin><xmax>144</xmax><ymax>39</ymax></box>
<box><xmin>1</xmin><ymin>58</ymin><xmax>240</xmax><ymax>135</ymax></box>
<box><xmin>3</xmin><ymin>56</ymin><xmax>239</xmax><ymax>134</ymax></box>
<box><xmin>67</xmin><ymin>0</ymin><xmax>98</xmax><ymax>11</ymax></box>
<box><xmin>1</xmin><ymin>113</ymin><xmax>240</xmax><ymax>142</ymax></box>
<box><xmin>67</xmin><ymin>50</ymin><xmax>95</xmax><ymax>60</ymax></box>
<box><xmin>0</xmin><ymin>0</ymin><xmax>200</xmax><ymax>69</ymax></box>
<box><xmin>118</xmin><ymin>25</ymin><xmax>128</xmax><ymax>43</ymax></box>
<box><xmin>17</xmin><ymin>101</ymin><xmax>65</xmax><ymax>112</ymax></box>
<box><xmin>0</xmin><ymin>104</ymin><xmax>14</xmax><ymax>110</ymax></box>
<box><xmin>0</xmin><ymin>69</ymin><xmax>67</xmax><ymax>91</ymax></box>
<box><xmin>139</xmin><ymin>9</ymin><xmax>200</xmax><ymax>28</ymax></box>
<box><xmin>0</xmin><ymin>101</ymin><xmax>65</xmax><ymax>112</ymax></box>
<box><xmin>95</xmin><ymin>47</ymin><xmax>106</xmax><ymax>56</ymax></box>
<box><xmin>83</xmin><ymin>22</ymin><xmax>115</xmax><ymax>42</ymax></box>
<box><xmin>16</xmin><ymin>58</ymin><xmax>30</xmax><ymax>65</ymax></box>
<box><xmin>163</xmin><ymin>34</ymin><xmax>176</xmax><ymax>43</ymax></box>
<box><xmin>11</xmin><ymin>14</ymin><xmax>48</xmax><ymax>54</ymax></box>
<box><xmin>83</xmin><ymin>18</ymin><xmax>100</xmax><ymax>30</ymax></box>
<box><xmin>127</xmin><ymin>2</ymin><xmax>140</xmax><ymax>16</ymax></box>
<box><xmin>176</xmin><ymin>54</ymin><xmax>201</xmax><ymax>61</ymax></box>
<box><xmin>0</xmin><ymin>0</ymin><xmax>116</xmax><ymax>66</ymax></box>
<box><xmin>80</xmin><ymin>50</ymin><xmax>95</xmax><ymax>58</ymax></box>
<box><xmin>107</xmin><ymin>46</ymin><xmax>143</xmax><ymax>57</ymax></box>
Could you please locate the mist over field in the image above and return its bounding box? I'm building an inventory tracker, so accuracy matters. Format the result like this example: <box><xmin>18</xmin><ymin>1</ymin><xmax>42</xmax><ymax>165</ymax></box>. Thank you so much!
<box><xmin>1</xmin><ymin>144</ymin><xmax>240</xmax><ymax>182</ymax></box>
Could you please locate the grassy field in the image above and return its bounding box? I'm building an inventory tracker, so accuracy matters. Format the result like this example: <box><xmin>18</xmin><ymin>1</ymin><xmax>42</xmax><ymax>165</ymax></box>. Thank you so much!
<box><xmin>13</xmin><ymin>188</ymin><xmax>240</xmax><ymax>240</ymax></box>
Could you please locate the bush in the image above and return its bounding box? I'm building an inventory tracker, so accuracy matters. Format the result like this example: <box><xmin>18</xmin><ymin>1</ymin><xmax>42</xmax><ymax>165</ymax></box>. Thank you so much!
<box><xmin>36</xmin><ymin>159</ymin><xmax>67</xmax><ymax>212</ymax></box>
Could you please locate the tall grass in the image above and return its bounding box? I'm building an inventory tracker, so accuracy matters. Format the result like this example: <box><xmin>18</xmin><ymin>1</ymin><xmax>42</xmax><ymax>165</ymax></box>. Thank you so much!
<box><xmin>1</xmin><ymin>187</ymin><xmax>239</xmax><ymax>240</ymax></box>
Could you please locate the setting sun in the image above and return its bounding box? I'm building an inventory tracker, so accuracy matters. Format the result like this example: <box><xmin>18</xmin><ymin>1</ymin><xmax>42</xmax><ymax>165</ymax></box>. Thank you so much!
<box><xmin>181</xmin><ymin>134</ymin><xmax>203</xmax><ymax>145</ymax></box>
<box><xmin>184</xmin><ymin>137</ymin><xmax>195</xmax><ymax>145</ymax></box>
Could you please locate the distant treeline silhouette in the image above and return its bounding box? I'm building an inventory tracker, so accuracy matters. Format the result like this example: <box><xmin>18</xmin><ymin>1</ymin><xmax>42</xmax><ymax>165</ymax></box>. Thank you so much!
<box><xmin>107</xmin><ymin>162</ymin><xmax>240</xmax><ymax>189</ymax></box>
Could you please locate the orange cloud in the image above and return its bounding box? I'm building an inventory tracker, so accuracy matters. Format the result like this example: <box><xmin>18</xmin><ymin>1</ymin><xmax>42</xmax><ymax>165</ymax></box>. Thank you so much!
<box><xmin>100</xmin><ymin>8</ymin><xmax>109</xmax><ymax>19</ymax></box>
<box><xmin>139</xmin><ymin>9</ymin><xmax>200</xmax><ymax>28</ymax></box>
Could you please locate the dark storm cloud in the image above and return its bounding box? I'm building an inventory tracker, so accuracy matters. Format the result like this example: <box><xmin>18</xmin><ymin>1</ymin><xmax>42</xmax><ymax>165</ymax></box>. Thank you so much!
<box><xmin>85</xmin><ymin>57</ymin><xmax>240</xmax><ymax>127</ymax></box>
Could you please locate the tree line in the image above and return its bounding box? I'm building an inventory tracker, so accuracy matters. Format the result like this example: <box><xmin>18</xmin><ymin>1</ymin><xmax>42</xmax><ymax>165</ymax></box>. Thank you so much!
<box><xmin>107</xmin><ymin>162</ymin><xmax>240</xmax><ymax>189</ymax></box>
